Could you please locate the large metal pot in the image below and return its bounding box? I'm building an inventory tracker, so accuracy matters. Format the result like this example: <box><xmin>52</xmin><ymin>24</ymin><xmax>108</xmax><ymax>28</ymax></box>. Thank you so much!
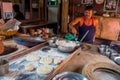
<box><xmin>56</xmin><ymin>40</ymin><xmax>80</xmax><ymax>53</ymax></box>
<box><xmin>58</xmin><ymin>45</ymin><xmax>76</xmax><ymax>53</ymax></box>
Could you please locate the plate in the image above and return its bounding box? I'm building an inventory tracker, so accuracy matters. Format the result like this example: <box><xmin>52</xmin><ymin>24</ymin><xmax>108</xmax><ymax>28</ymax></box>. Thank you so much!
<box><xmin>95</xmin><ymin>0</ymin><xmax>104</xmax><ymax>4</ymax></box>
<box><xmin>52</xmin><ymin>72</ymin><xmax>88</xmax><ymax>80</ymax></box>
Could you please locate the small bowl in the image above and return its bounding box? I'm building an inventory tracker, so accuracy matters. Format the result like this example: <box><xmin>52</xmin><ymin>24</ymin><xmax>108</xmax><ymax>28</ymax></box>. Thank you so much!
<box><xmin>48</xmin><ymin>39</ymin><xmax>57</xmax><ymax>48</ymax></box>
<box><xmin>99</xmin><ymin>47</ymin><xmax>105</xmax><ymax>54</ymax></box>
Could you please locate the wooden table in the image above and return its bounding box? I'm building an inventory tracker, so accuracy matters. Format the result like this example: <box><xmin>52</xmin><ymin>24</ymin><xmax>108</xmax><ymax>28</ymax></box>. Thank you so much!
<box><xmin>1</xmin><ymin>42</ymin><xmax>119</xmax><ymax>80</ymax></box>
<box><xmin>46</xmin><ymin>43</ymin><xmax>119</xmax><ymax>80</ymax></box>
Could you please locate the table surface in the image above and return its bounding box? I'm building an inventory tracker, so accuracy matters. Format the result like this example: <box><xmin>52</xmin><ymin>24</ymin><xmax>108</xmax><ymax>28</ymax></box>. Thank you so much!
<box><xmin>0</xmin><ymin>42</ymin><xmax>120</xmax><ymax>80</ymax></box>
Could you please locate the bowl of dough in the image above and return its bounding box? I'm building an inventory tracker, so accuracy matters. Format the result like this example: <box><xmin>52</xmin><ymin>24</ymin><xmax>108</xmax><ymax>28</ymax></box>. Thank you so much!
<box><xmin>56</xmin><ymin>40</ymin><xmax>80</xmax><ymax>53</ymax></box>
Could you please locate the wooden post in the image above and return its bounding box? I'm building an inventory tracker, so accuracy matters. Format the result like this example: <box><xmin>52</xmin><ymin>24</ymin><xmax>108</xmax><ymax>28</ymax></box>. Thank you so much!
<box><xmin>61</xmin><ymin>0</ymin><xmax>69</xmax><ymax>33</ymax></box>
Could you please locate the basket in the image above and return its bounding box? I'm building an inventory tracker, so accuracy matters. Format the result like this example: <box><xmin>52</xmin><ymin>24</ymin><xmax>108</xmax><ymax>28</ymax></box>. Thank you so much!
<box><xmin>0</xmin><ymin>30</ymin><xmax>18</xmax><ymax>37</ymax></box>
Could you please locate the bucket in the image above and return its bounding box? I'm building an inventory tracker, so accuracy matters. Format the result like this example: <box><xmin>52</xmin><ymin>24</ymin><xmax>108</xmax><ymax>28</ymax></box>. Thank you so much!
<box><xmin>0</xmin><ymin>59</ymin><xmax>9</xmax><ymax>76</ymax></box>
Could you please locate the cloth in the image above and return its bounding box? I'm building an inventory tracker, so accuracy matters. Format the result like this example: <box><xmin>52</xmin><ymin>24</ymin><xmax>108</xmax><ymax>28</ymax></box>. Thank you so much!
<box><xmin>78</xmin><ymin>17</ymin><xmax>95</xmax><ymax>44</ymax></box>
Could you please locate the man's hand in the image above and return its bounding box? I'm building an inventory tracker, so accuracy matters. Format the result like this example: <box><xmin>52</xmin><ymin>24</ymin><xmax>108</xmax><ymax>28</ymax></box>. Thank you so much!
<box><xmin>72</xmin><ymin>28</ymin><xmax>77</xmax><ymax>36</ymax></box>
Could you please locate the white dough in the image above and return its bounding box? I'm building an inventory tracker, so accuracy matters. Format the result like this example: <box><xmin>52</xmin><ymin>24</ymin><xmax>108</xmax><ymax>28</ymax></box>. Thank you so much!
<box><xmin>54</xmin><ymin>58</ymin><xmax>62</xmax><ymax>65</ymax></box>
<box><xmin>25</xmin><ymin>64</ymin><xmax>35</xmax><ymax>71</ymax></box>
<box><xmin>26</xmin><ymin>54</ymin><xmax>40</xmax><ymax>61</ymax></box>
<box><xmin>37</xmin><ymin>65</ymin><xmax>54</xmax><ymax>75</ymax></box>
<box><xmin>40</xmin><ymin>57</ymin><xmax>53</xmax><ymax>64</ymax></box>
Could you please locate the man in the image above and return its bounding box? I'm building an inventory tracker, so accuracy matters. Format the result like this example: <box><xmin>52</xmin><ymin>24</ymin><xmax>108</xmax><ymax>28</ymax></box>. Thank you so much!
<box><xmin>13</xmin><ymin>4</ymin><xmax>25</xmax><ymax>20</ymax></box>
<box><xmin>69</xmin><ymin>5</ymin><xmax>98</xmax><ymax>44</ymax></box>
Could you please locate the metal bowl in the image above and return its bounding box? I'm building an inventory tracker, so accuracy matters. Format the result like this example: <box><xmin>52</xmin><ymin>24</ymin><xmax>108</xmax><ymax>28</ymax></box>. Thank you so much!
<box><xmin>48</xmin><ymin>39</ymin><xmax>57</xmax><ymax>48</ymax></box>
<box><xmin>58</xmin><ymin>45</ymin><xmax>76</xmax><ymax>53</ymax></box>
<box><xmin>56</xmin><ymin>40</ymin><xmax>80</xmax><ymax>53</ymax></box>
<box><xmin>52</xmin><ymin>72</ymin><xmax>88</xmax><ymax>80</ymax></box>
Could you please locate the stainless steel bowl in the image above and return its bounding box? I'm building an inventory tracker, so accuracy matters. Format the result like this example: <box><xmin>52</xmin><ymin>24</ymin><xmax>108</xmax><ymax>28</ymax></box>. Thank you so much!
<box><xmin>52</xmin><ymin>72</ymin><xmax>88</xmax><ymax>80</ymax></box>
<box><xmin>48</xmin><ymin>39</ymin><xmax>57</xmax><ymax>48</ymax></box>
<box><xmin>58</xmin><ymin>45</ymin><xmax>76</xmax><ymax>53</ymax></box>
<box><xmin>56</xmin><ymin>40</ymin><xmax>80</xmax><ymax>53</ymax></box>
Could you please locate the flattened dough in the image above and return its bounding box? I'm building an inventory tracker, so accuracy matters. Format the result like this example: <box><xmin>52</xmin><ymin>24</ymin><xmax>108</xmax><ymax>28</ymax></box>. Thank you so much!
<box><xmin>40</xmin><ymin>57</ymin><xmax>53</xmax><ymax>64</ymax></box>
<box><xmin>25</xmin><ymin>64</ymin><xmax>35</xmax><ymax>71</ymax></box>
<box><xmin>54</xmin><ymin>58</ymin><xmax>62</xmax><ymax>65</ymax></box>
<box><xmin>37</xmin><ymin>65</ymin><xmax>54</xmax><ymax>75</ymax></box>
<box><xmin>26</xmin><ymin>54</ymin><xmax>40</xmax><ymax>61</ymax></box>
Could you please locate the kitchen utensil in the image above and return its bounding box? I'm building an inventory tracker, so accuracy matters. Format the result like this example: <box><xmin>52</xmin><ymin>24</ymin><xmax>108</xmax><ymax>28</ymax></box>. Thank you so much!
<box><xmin>56</xmin><ymin>40</ymin><xmax>80</xmax><ymax>53</ymax></box>
<box><xmin>0</xmin><ymin>58</ymin><xmax>9</xmax><ymax>76</ymax></box>
<box><xmin>110</xmin><ymin>53</ymin><xmax>120</xmax><ymax>65</ymax></box>
<box><xmin>48</xmin><ymin>37</ymin><xmax>58</xmax><ymax>48</ymax></box>
<box><xmin>80</xmin><ymin>30</ymin><xmax>89</xmax><ymax>42</ymax></box>
<box><xmin>52</xmin><ymin>72</ymin><xmax>88</xmax><ymax>80</ymax></box>
<box><xmin>48</xmin><ymin>39</ymin><xmax>57</xmax><ymax>48</ymax></box>
<box><xmin>114</xmin><ymin>57</ymin><xmax>120</xmax><ymax>65</ymax></box>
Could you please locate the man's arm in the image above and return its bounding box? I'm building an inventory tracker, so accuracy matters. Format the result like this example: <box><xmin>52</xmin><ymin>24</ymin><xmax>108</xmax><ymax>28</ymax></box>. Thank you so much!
<box><xmin>69</xmin><ymin>18</ymin><xmax>81</xmax><ymax>35</ymax></box>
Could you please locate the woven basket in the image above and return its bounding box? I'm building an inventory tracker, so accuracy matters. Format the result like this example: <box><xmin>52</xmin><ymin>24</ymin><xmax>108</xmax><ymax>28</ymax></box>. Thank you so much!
<box><xmin>0</xmin><ymin>30</ymin><xmax>18</xmax><ymax>37</ymax></box>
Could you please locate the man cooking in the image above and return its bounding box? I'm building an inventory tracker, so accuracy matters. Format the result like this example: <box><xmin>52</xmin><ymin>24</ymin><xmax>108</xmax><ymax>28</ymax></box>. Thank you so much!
<box><xmin>69</xmin><ymin>5</ymin><xmax>98</xmax><ymax>44</ymax></box>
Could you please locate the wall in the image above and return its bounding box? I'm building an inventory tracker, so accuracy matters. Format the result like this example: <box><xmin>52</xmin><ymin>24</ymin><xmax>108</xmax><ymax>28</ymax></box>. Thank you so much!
<box><xmin>69</xmin><ymin>0</ymin><xmax>120</xmax><ymax>21</ymax></box>
<box><xmin>48</xmin><ymin>7</ymin><xmax>58</xmax><ymax>22</ymax></box>
<box><xmin>2</xmin><ymin>2</ymin><xmax>13</xmax><ymax>19</ymax></box>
